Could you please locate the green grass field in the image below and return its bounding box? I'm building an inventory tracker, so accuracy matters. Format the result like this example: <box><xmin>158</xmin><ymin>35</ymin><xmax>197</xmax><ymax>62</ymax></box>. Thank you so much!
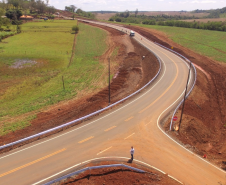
<box><xmin>111</xmin><ymin>21</ymin><xmax>226</xmax><ymax>63</ymax></box>
<box><xmin>0</xmin><ymin>20</ymin><xmax>109</xmax><ymax>135</ymax></box>
<box><xmin>139</xmin><ymin>25</ymin><xmax>226</xmax><ymax>63</ymax></box>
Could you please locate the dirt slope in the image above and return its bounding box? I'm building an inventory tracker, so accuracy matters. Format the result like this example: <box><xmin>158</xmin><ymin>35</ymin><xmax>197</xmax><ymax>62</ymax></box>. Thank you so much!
<box><xmin>124</xmin><ymin>25</ymin><xmax>226</xmax><ymax>170</ymax></box>
<box><xmin>60</xmin><ymin>161</ymin><xmax>180</xmax><ymax>185</ymax></box>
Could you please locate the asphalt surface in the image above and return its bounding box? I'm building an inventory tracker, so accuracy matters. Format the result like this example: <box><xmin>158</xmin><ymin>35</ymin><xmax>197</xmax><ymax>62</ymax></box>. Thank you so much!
<box><xmin>0</xmin><ymin>21</ymin><xmax>225</xmax><ymax>185</ymax></box>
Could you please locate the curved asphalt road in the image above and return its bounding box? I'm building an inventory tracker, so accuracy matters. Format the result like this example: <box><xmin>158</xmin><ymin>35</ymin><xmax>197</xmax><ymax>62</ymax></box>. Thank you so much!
<box><xmin>0</xmin><ymin>21</ymin><xmax>225</xmax><ymax>185</ymax></box>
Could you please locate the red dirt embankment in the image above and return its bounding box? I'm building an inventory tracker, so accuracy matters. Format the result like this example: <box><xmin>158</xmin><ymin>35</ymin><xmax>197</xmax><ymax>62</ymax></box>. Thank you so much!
<box><xmin>60</xmin><ymin>161</ymin><xmax>180</xmax><ymax>185</ymax></box>
<box><xmin>124</xmin><ymin>25</ymin><xmax>226</xmax><ymax>170</ymax></box>
<box><xmin>0</xmin><ymin>24</ymin><xmax>159</xmax><ymax>153</ymax></box>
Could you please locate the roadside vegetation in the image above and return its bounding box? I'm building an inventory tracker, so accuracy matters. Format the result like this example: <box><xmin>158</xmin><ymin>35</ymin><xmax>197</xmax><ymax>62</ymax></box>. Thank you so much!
<box><xmin>0</xmin><ymin>20</ymin><xmax>108</xmax><ymax>136</ymax></box>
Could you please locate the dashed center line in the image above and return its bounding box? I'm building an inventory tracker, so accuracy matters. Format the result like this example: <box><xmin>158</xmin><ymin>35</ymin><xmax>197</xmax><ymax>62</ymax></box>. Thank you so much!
<box><xmin>145</xmin><ymin>121</ymin><xmax>152</xmax><ymax>126</ymax></box>
<box><xmin>138</xmin><ymin>40</ymin><xmax>179</xmax><ymax>114</ymax></box>
<box><xmin>97</xmin><ymin>146</ymin><xmax>112</xmax><ymax>155</ymax></box>
<box><xmin>124</xmin><ymin>133</ymin><xmax>135</xmax><ymax>140</ymax></box>
<box><xmin>104</xmin><ymin>126</ymin><xmax>116</xmax><ymax>132</ymax></box>
<box><xmin>0</xmin><ymin>148</ymin><xmax>66</xmax><ymax>178</ymax></box>
<box><xmin>125</xmin><ymin>116</ymin><xmax>134</xmax><ymax>122</ymax></box>
<box><xmin>78</xmin><ymin>136</ymin><xmax>94</xmax><ymax>144</ymax></box>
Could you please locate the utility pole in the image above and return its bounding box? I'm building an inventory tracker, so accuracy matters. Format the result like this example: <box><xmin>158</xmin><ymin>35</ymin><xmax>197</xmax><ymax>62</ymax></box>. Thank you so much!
<box><xmin>108</xmin><ymin>57</ymin><xmax>111</xmax><ymax>105</ymax></box>
<box><xmin>178</xmin><ymin>61</ymin><xmax>192</xmax><ymax>132</ymax></box>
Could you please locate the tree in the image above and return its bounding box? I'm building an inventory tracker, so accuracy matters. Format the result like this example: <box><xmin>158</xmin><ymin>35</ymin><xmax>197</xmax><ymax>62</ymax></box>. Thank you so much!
<box><xmin>135</xmin><ymin>8</ymin><xmax>138</xmax><ymax>17</ymax></box>
<box><xmin>65</xmin><ymin>5</ymin><xmax>77</xmax><ymax>13</ymax></box>
<box><xmin>7</xmin><ymin>0</ymin><xmax>20</xmax><ymax>8</ymax></box>
<box><xmin>72</xmin><ymin>25</ymin><xmax>79</xmax><ymax>34</ymax></box>
<box><xmin>47</xmin><ymin>6</ymin><xmax>55</xmax><ymax>15</ymax></box>
<box><xmin>36</xmin><ymin>0</ymin><xmax>46</xmax><ymax>14</ymax></box>
<box><xmin>5</xmin><ymin>9</ymin><xmax>22</xmax><ymax>20</ymax></box>
<box><xmin>70</xmin><ymin>5</ymin><xmax>76</xmax><ymax>13</ymax></box>
<box><xmin>76</xmin><ymin>8</ymin><xmax>83</xmax><ymax>14</ymax></box>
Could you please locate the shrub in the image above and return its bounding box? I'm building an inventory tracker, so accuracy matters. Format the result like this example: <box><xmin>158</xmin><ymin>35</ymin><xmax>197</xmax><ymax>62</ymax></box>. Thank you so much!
<box><xmin>72</xmin><ymin>25</ymin><xmax>79</xmax><ymax>34</ymax></box>
<box><xmin>115</xmin><ymin>18</ymin><xmax>122</xmax><ymax>22</ymax></box>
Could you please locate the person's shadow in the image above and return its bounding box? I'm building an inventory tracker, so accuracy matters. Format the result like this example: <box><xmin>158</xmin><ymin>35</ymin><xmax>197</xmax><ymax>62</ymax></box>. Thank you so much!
<box><xmin>127</xmin><ymin>159</ymin><xmax>133</xmax><ymax>163</ymax></box>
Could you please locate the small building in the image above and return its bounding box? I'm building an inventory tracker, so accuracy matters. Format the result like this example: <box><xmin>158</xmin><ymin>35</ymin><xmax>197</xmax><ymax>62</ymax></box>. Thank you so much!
<box><xmin>20</xmin><ymin>15</ymin><xmax>34</xmax><ymax>21</ymax></box>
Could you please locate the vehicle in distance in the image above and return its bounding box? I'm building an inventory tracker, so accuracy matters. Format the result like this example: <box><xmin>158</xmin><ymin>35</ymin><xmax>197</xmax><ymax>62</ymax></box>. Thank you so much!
<box><xmin>130</xmin><ymin>30</ymin><xmax>135</xmax><ymax>36</ymax></box>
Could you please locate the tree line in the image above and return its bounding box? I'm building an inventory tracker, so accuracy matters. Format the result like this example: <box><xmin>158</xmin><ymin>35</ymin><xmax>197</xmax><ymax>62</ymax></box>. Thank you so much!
<box><xmin>109</xmin><ymin>9</ymin><xmax>226</xmax><ymax>32</ymax></box>
<box><xmin>192</xmin><ymin>7</ymin><xmax>226</xmax><ymax>18</ymax></box>
<box><xmin>109</xmin><ymin>11</ymin><xmax>202</xmax><ymax>24</ymax></box>
<box><xmin>143</xmin><ymin>20</ymin><xmax>226</xmax><ymax>32</ymax></box>
<box><xmin>64</xmin><ymin>5</ymin><xmax>95</xmax><ymax>19</ymax></box>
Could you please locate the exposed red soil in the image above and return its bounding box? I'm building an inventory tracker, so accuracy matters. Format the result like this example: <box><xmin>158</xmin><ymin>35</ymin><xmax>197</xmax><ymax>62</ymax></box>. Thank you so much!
<box><xmin>0</xmin><ymin>23</ymin><xmax>159</xmax><ymax>153</ymax></box>
<box><xmin>61</xmin><ymin>161</ymin><xmax>180</xmax><ymax>185</ymax></box>
<box><xmin>123</xmin><ymin>25</ymin><xmax>226</xmax><ymax>169</ymax></box>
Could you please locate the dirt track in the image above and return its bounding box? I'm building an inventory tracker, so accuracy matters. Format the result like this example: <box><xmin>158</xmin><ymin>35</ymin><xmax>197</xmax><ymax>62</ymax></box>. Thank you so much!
<box><xmin>0</xmin><ymin>23</ymin><xmax>159</xmax><ymax>153</ymax></box>
<box><xmin>123</xmin><ymin>25</ymin><xmax>226</xmax><ymax>170</ymax></box>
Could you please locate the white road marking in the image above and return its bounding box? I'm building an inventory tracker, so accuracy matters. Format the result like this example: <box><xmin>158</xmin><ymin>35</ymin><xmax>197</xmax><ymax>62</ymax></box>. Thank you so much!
<box><xmin>168</xmin><ymin>175</ymin><xmax>183</xmax><ymax>184</ymax></box>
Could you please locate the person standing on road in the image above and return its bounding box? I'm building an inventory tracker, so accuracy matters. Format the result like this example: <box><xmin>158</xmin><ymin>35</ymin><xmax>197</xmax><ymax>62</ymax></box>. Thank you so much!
<box><xmin>130</xmin><ymin>146</ymin><xmax>134</xmax><ymax>161</ymax></box>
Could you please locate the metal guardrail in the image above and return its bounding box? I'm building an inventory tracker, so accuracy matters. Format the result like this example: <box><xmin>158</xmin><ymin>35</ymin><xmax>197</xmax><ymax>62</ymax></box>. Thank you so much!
<box><xmin>44</xmin><ymin>164</ymin><xmax>145</xmax><ymax>185</ymax></box>
<box><xmin>0</xmin><ymin>23</ymin><xmax>162</xmax><ymax>150</ymax></box>
<box><xmin>154</xmin><ymin>43</ymin><xmax>197</xmax><ymax>130</ymax></box>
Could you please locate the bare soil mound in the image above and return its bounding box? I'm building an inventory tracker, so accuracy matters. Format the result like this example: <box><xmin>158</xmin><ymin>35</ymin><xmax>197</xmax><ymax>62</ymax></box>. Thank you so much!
<box><xmin>0</xmin><ymin>23</ymin><xmax>159</xmax><ymax>153</ymax></box>
<box><xmin>60</xmin><ymin>161</ymin><xmax>180</xmax><ymax>185</ymax></box>
<box><xmin>124</xmin><ymin>25</ymin><xmax>226</xmax><ymax>169</ymax></box>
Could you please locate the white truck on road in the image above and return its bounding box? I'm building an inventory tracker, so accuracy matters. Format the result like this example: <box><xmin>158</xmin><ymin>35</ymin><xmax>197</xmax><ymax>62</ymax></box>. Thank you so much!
<box><xmin>130</xmin><ymin>30</ymin><xmax>135</xmax><ymax>36</ymax></box>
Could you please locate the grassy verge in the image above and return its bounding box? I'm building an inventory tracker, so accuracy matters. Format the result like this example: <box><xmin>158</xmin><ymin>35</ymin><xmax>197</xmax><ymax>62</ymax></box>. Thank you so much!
<box><xmin>107</xmin><ymin>21</ymin><xmax>226</xmax><ymax>63</ymax></box>
<box><xmin>0</xmin><ymin>20</ymin><xmax>108</xmax><ymax>135</ymax></box>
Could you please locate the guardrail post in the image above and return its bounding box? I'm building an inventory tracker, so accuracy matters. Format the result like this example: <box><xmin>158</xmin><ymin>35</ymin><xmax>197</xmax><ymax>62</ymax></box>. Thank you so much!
<box><xmin>108</xmin><ymin>57</ymin><xmax>111</xmax><ymax>105</ymax></box>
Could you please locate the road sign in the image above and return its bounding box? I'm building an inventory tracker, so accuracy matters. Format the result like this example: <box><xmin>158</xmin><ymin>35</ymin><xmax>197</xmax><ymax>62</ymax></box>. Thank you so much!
<box><xmin>173</xmin><ymin>116</ymin><xmax>178</xmax><ymax>121</ymax></box>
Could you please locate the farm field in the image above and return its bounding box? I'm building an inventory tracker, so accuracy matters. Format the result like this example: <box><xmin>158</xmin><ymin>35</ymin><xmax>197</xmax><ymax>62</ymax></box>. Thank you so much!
<box><xmin>0</xmin><ymin>20</ymin><xmax>109</xmax><ymax>135</ymax></box>
<box><xmin>119</xmin><ymin>22</ymin><xmax>226</xmax><ymax>63</ymax></box>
